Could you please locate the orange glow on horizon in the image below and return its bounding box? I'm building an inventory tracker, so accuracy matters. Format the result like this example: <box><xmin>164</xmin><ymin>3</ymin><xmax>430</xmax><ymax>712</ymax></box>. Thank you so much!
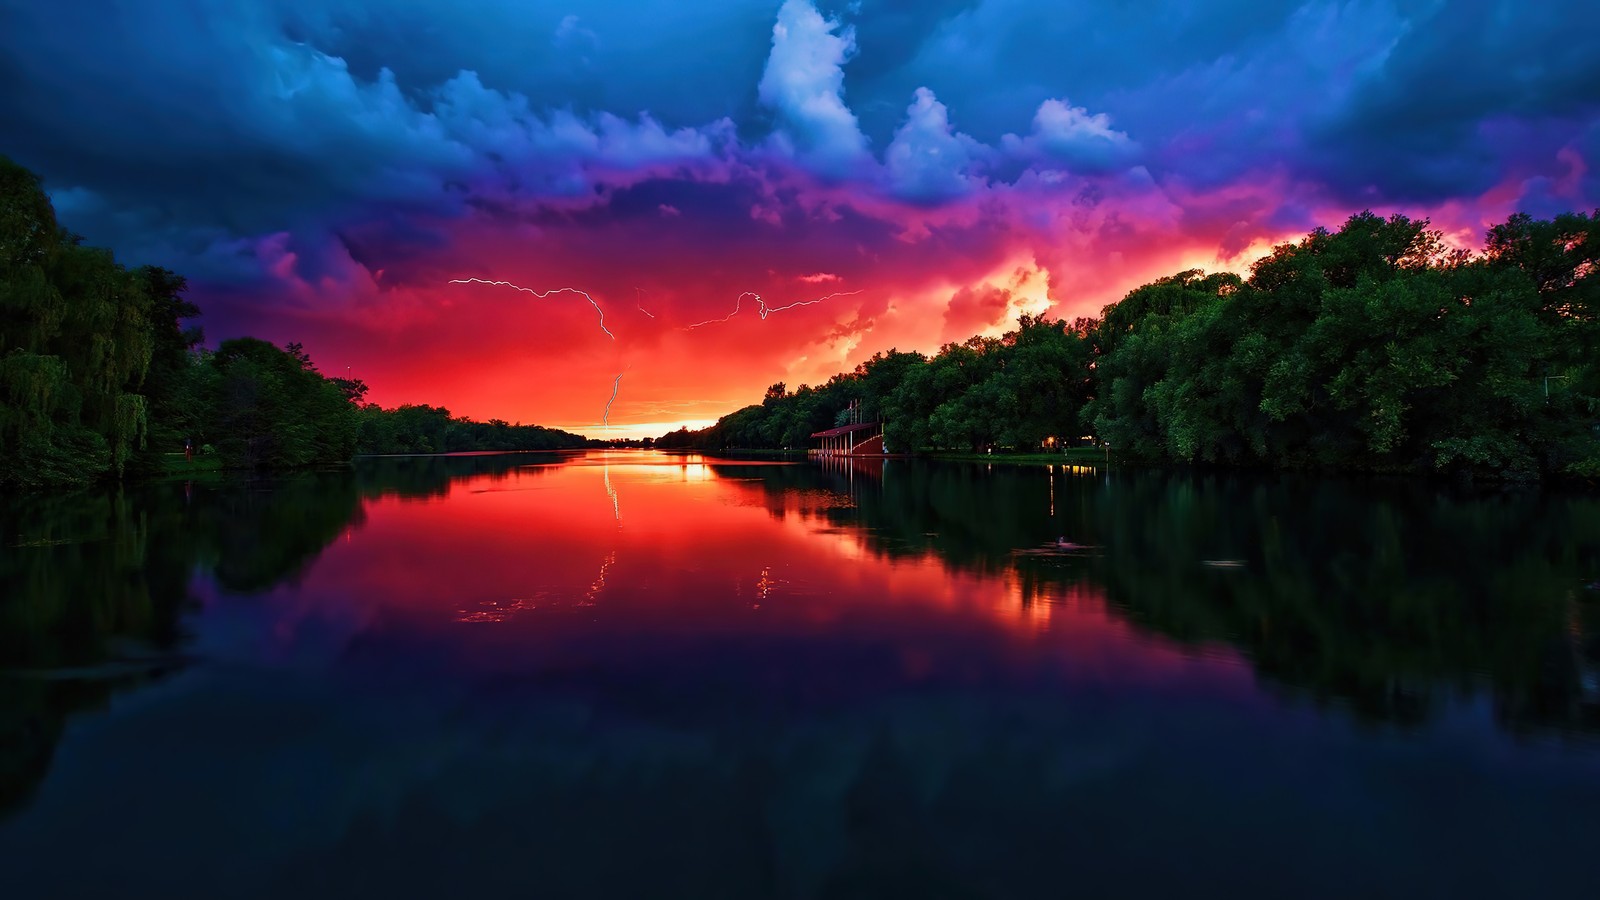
<box><xmin>225</xmin><ymin>171</ymin><xmax>1534</xmax><ymax>439</ymax></box>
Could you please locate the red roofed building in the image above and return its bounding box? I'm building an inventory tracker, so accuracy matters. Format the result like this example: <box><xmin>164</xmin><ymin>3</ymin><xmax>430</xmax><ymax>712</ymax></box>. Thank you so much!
<box><xmin>809</xmin><ymin>422</ymin><xmax>885</xmax><ymax>456</ymax></box>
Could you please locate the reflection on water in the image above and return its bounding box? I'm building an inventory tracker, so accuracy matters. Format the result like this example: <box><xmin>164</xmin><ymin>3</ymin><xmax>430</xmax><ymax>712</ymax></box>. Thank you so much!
<box><xmin>2</xmin><ymin>451</ymin><xmax>1599</xmax><ymax>898</ymax></box>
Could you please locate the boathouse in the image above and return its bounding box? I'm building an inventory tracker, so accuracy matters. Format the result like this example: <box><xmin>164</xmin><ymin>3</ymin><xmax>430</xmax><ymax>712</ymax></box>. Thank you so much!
<box><xmin>809</xmin><ymin>422</ymin><xmax>884</xmax><ymax>456</ymax></box>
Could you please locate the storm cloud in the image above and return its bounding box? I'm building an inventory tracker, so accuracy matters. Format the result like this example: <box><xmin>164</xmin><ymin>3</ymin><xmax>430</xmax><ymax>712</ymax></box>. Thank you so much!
<box><xmin>1</xmin><ymin>0</ymin><xmax>1594</xmax><ymax>432</ymax></box>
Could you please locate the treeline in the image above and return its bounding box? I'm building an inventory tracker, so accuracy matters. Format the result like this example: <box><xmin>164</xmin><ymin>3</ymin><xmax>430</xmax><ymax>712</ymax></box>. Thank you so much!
<box><xmin>0</xmin><ymin>156</ymin><xmax>586</xmax><ymax>490</ymax></box>
<box><xmin>354</xmin><ymin>403</ymin><xmax>590</xmax><ymax>454</ymax></box>
<box><xmin>1092</xmin><ymin>212</ymin><xmax>1598</xmax><ymax>479</ymax></box>
<box><xmin>661</xmin><ymin>210</ymin><xmax>1600</xmax><ymax>481</ymax></box>
<box><xmin>654</xmin><ymin>318</ymin><xmax>1093</xmax><ymax>453</ymax></box>
<box><xmin>0</xmin><ymin>156</ymin><xmax>371</xmax><ymax>488</ymax></box>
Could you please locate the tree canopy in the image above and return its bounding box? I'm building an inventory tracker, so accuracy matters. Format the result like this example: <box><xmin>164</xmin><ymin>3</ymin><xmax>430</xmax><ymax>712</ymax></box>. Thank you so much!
<box><xmin>0</xmin><ymin>156</ymin><xmax>588</xmax><ymax>489</ymax></box>
<box><xmin>663</xmin><ymin>210</ymin><xmax>1600</xmax><ymax>482</ymax></box>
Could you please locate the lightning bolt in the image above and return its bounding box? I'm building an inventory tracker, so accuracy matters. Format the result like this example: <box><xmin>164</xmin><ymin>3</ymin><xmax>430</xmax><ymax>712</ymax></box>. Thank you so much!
<box><xmin>604</xmin><ymin>461</ymin><xmax>620</xmax><ymax>524</ymax></box>
<box><xmin>603</xmin><ymin>371</ymin><xmax>624</xmax><ymax>428</ymax></box>
<box><xmin>758</xmin><ymin>289</ymin><xmax>863</xmax><ymax>320</ymax></box>
<box><xmin>448</xmin><ymin>277</ymin><xmax>613</xmax><ymax>340</ymax></box>
<box><xmin>448</xmin><ymin>278</ymin><xmax>860</xmax><ymax>433</ymax></box>
<box><xmin>584</xmin><ymin>551</ymin><xmax>616</xmax><ymax>604</ymax></box>
<box><xmin>685</xmin><ymin>291</ymin><xmax>760</xmax><ymax>329</ymax></box>
<box><xmin>682</xmin><ymin>288</ymin><xmax>862</xmax><ymax>328</ymax></box>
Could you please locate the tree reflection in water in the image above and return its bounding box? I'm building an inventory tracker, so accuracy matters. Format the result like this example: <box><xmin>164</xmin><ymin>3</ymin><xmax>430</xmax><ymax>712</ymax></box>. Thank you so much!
<box><xmin>3</xmin><ymin>451</ymin><xmax>1597</xmax><ymax>837</ymax></box>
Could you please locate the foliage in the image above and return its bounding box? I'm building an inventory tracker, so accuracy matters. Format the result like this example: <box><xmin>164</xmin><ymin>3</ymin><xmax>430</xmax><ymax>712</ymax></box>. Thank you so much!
<box><xmin>353</xmin><ymin>404</ymin><xmax>592</xmax><ymax>454</ymax></box>
<box><xmin>1</xmin><ymin>157</ymin><xmax>157</xmax><ymax>488</ymax></box>
<box><xmin>659</xmin><ymin>322</ymin><xmax>1093</xmax><ymax>454</ymax></box>
<box><xmin>129</xmin><ymin>266</ymin><xmax>203</xmax><ymax>475</ymax></box>
<box><xmin>666</xmin><ymin>209</ymin><xmax>1599</xmax><ymax>482</ymax></box>
<box><xmin>199</xmin><ymin>338</ymin><xmax>360</xmax><ymax>469</ymax></box>
<box><xmin>0</xmin><ymin>157</ymin><xmax>358</xmax><ymax>484</ymax></box>
<box><xmin>0</xmin><ymin>156</ymin><xmax>584</xmax><ymax>488</ymax></box>
<box><xmin>1089</xmin><ymin>210</ymin><xmax>1600</xmax><ymax>480</ymax></box>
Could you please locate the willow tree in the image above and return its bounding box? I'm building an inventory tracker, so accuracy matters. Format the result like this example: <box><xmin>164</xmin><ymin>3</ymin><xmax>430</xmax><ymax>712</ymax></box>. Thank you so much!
<box><xmin>1</xmin><ymin>157</ymin><xmax>154</xmax><ymax>488</ymax></box>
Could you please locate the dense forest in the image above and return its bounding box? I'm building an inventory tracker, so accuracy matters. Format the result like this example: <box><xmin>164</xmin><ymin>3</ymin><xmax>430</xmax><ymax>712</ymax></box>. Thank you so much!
<box><xmin>0</xmin><ymin>156</ymin><xmax>587</xmax><ymax>490</ymax></box>
<box><xmin>660</xmin><ymin>210</ymin><xmax>1600</xmax><ymax>482</ymax></box>
<box><xmin>354</xmin><ymin>403</ymin><xmax>589</xmax><ymax>455</ymax></box>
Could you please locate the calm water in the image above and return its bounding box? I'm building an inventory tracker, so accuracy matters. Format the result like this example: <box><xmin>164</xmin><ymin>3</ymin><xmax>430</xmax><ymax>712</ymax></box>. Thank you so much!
<box><xmin>3</xmin><ymin>451</ymin><xmax>1600</xmax><ymax>898</ymax></box>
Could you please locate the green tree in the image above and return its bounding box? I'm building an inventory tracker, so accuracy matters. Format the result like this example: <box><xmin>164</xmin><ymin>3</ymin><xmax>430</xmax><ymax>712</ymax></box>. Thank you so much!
<box><xmin>1089</xmin><ymin>210</ymin><xmax>1600</xmax><ymax>480</ymax></box>
<box><xmin>131</xmin><ymin>266</ymin><xmax>203</xmax><ymax>472</ymax></box>
<box><xmin>1</xmin><ymin>157</ymin><xmax>154</xmax><ymax>488</ymax></box>
<box><xmin>206</xmin><ymin>338</ymin><xmax>358</xmax><ymax>469</ymax></box>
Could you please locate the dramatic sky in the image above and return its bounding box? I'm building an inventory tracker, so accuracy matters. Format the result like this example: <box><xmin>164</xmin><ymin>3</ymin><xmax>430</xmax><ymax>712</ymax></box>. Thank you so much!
<box><xmin>4</xmin><ymin>0</ymin><xmax>1598</xmax><ymax>436</ymax></box>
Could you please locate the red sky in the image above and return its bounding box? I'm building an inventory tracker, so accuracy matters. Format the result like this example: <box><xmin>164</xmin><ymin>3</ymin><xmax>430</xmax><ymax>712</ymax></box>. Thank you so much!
<box><xmin>212</xmin><ymin>168</ymin><xmax>1554</xmax><ymax>438</ymax></box>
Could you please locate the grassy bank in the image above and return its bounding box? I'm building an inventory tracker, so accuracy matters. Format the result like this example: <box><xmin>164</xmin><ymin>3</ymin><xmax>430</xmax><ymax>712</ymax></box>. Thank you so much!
<box><xmin>932</xmin><ymin>448</ymin><xmax>1118</xmax><ymax>466</ymax></box>
<box><xmin>157</xmin><ymin>453</ymin><xmax>227</xmax><ymax>476</ymax></box>
<box><xmin>658</xmin><ymin>448</ymin><xmax>808</xmax><ymax>458</ymax></box>
<box><xmin>679</xmin><ymin>447</ymin><xmax>1118</xmax><ymax>465</ymax></box>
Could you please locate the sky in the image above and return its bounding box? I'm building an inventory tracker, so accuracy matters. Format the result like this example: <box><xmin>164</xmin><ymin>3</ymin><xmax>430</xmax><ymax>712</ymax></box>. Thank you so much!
<box><xmin>3</xmin><ymin>0</ymin><xmax>1598</xmax><ymax>438</ymax></box>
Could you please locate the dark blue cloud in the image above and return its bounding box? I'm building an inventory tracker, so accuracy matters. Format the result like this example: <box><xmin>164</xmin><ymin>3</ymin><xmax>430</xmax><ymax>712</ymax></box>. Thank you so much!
<box><xmin>1306</xmin><ymin>0</ymin><xmax>1600</xmax><ymax>202</ymax></box>
<box><xmin>274</xmin><ymin>1</ymin><xmax>778</xmax><ymax>128</ymax></box>
<box><xmin>0</xmin><ymin>0</ymin><xmax>1595</xmax><ymax>292</ymax></box>
<box><xmin>841</xmin><ymin>0</ymin><xmax>1309</xmax><ymax>145</ymax></box>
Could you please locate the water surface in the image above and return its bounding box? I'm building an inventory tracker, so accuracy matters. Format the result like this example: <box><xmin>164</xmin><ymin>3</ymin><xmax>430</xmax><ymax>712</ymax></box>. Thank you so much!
<box><xmin>3</xmin><ymin>451</ymin><xmax>1599</xmax><ymax>898</ymax></box>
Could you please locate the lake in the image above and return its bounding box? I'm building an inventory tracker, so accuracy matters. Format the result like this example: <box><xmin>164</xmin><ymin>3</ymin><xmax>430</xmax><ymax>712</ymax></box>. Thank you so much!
<box><xmin>3</xmin><ymin>450</ymin><xmax>1599</xmax><ymax>898</ymax></box>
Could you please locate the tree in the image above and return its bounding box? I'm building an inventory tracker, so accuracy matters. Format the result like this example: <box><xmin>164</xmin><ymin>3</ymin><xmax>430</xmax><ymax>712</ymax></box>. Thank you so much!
<box><xmin>1</xmin><ymin>157</ymin><xmax>154</xmax><ymax>487</ymax></box>
<box><xmin>133</xmin><ymin>266</ymin><xmax>203</xmax><ymax>471</ymax></box>
<box><xmin>1089</xmin><ymin>210</ymin><xmax>1600</xmax><ymax>480</ymax></box>
<box><xmin>207</xmin><ymin>338</ymin><xmax>358</xmax><ymax>469</ymax></box>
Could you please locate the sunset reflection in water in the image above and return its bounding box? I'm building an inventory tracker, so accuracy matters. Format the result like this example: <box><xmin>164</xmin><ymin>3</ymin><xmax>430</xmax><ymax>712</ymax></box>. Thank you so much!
<box><xmin>7</xmin><ymin>451</ymin><xmax>1600</xmax><ymax>899</ymax></box>
<box><xmin>191</xmin><ymin>451</ymin><xmax>1248</xmax><ymax>698</ymax></box>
